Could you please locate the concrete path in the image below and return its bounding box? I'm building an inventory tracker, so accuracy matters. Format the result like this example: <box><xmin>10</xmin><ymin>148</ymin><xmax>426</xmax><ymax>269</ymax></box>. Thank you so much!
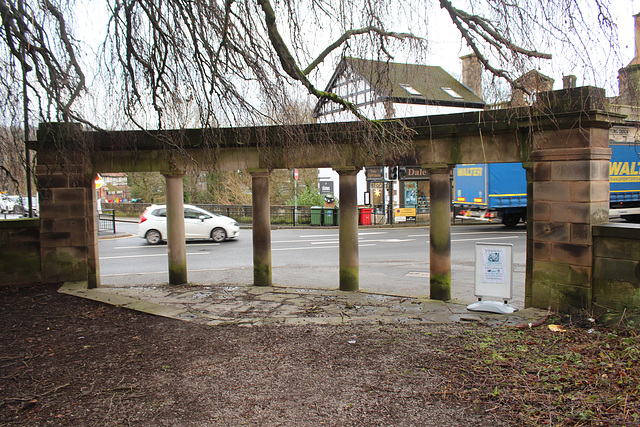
<box><xmin>59</xmin><ymin>281</ymin><xmax>547</xmax><ymax>328</ymax></box>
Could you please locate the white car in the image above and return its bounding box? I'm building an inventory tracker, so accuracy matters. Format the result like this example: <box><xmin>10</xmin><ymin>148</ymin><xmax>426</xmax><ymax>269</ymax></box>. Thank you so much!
<box><xmin>0</xmin><ymin>195</ymin><xmax>14</xmax><ymax>213</ymax></box>
<box><xmin>138</xmin><ymin>204</ymin><xmax>240</xmax><ymax>245</ymax></box>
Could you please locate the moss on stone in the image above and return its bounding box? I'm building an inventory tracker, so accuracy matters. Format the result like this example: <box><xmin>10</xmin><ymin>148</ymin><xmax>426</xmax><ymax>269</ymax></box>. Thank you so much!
<box><xmin>0</xmin><ymin>250</ymin><xmax>41</xmax><ymax>277</ymax></box>
<box><xmin>339</xmin><ymin>267</ymin><xmax>359</xmax><ymax>292</ymax></box>
<box><xmin>168</xmin><ymin>262</ymin><xmax>188</xmax><ymax>285</ymax></box>
<box><xmin>530</xmin><ymin>274</ymin><xmax>591</xmax><ymax>312</ymax></box>
<box><xmin>253</xmin><ymin>260</ymin><xmax>272</xmax><ymax>286</ymax></box>
<box><xmin>430</xmin><ymin>273</ymin><xmax>451</xmax><ymax>301</ymax></box>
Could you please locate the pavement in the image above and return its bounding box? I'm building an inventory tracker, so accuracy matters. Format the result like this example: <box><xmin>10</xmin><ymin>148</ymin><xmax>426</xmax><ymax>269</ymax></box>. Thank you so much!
<box><xmin>59</xmin><ymin>281</ymin><xmax>547</xmax><ymax>328</ymax></box>
<box><xmin>88</xmin><ymin>220</ymin><xmax>547</xmax><ymax>328</ymax></box>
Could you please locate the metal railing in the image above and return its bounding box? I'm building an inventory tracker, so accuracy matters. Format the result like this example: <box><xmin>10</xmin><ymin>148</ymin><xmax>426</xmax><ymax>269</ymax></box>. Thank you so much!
<box><xmin>99</xmin><ymin>202</ymin><xmax>464</xmax><ymax>226</ymax></box>
<box><xmin>196</xmin><ymin>205</ymin><xmax>312</xmax><ymax>226</ymax></box>
<box><xmin>98</xmin><ymin>209</ymin><xmax>116</xmax><ymax>233</ymax></box>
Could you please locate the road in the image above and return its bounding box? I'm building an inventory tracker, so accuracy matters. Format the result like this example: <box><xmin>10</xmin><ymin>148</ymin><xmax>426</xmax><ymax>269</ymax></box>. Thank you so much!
<box><xmin>99</xmin><ymin>223</ymin><xmax>527</xmax><ymax>307</ymax></box>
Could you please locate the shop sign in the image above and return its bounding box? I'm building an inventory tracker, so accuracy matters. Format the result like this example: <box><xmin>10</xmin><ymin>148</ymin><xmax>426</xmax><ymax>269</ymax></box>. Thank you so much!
<box><xmin>366</xmin><ymin>167</ymin><xmax>384</xmax><ymax>180</ymax></box>
<box><xmin>319</xmin><ymin>181</ymin><xmax>334</xmax><ymax>195</ymax></box>
<box><xmin>403</xmin><ymin>167</ymin><xmax>430</xmax><ymax>180</ymax></box>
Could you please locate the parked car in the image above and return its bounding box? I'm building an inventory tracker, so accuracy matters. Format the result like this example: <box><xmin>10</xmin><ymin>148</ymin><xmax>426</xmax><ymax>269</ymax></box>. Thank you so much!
<box><xmin>0</xmin><ymin>194</ymin><xmax>14</xmax><ymax>213</ymax></box>
<box><xmin>138</xmin><ymin>204</ymin><xmax>240</xmax><ymax>245</ymax></box>
<box><xmin>19</xmin><ymin>196</ymin><xmax>39</xmax><ymax>216</ymax></box>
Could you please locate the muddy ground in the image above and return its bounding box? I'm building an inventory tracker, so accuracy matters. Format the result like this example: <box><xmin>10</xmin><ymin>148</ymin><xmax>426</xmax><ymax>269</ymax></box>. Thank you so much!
<box><xmin>1</xmin><ymin>282</ymin><xmax>639</xmax><ymax>426</ymax></box>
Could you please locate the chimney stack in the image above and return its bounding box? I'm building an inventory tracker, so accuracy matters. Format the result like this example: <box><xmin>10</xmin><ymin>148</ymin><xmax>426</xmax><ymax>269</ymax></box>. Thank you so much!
<box><xmin>617</xmin><ymin>13</ymin><xmax>640</xmax><ymax>104</ymax></box>
<box><xmin>460</xmin><ymin>53</ymin><xmax>482</xmax><ymax>99</ymax></box>
<box><xmin>563</xmin><ymin>75</ymin><xmax>577</xmax><ymax>89</ymax></box>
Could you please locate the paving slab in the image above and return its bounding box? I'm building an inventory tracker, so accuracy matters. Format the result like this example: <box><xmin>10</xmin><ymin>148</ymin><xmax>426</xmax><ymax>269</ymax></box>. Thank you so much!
<box><xmin>59</xmin><ymin>281</ymin><xmax>547</xmax><ymax>328</ymax></box>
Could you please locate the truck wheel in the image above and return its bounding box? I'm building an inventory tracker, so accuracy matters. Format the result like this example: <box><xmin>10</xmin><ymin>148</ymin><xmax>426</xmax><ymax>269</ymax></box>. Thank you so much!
<box><xmin>502</xmin><ymin>213</ymin><xmax>520</xmax><ymax>228</ymax></box>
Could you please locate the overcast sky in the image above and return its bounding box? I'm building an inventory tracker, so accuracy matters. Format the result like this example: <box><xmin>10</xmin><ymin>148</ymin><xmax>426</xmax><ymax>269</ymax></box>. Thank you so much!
<box><xmin>74</xmin><ymin>1</ymin><xmax>640</xmax><ymax>112</ymax></box>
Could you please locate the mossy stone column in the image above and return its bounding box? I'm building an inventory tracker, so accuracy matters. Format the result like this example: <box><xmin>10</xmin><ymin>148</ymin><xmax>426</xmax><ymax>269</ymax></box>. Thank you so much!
<box><xmin>529</xmin><ymin>139</ymin><xmax>611</xmax><ymax>312</ymax></box>
<box><xmin>85</xmin><ymin>174</ymin><xmax>100</xmax><ymax>289</ymax></box>
<box><xmin>36</xmin><ymin>123</ymin><xmax>99</xmax><ymax>288</ymax></box>
<box><xmin>163</xmin><ymin>173</ymin><xmax>187</xmax><ymax>285</ymax></box>
<box><xmin>523</xmin><ymin>162</ymin><xmax>534</xmax><ymax>308</ymax></box>
<box><xmin>426</xmin><ymin>165</ymin><xmax>453</xmax><ymax>300</ymax></box>
<box><xmin>250</xmin><ymin>169</ymin><xmax>272</xmax><ymax>286</ymax></box>
<box><xmin>336</xmin><ymin>167</ymin><xmax>361</xmax><ymax>291</ymax></box>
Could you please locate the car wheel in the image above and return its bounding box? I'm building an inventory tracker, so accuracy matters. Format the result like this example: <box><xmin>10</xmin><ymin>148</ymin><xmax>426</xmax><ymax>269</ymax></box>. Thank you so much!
<box><xmin>210</xmin><ymin>227</ymin><xmax>227</xmax><ymax>243</ymax></box>
<box><xmin>145</xmin><ymin>229</ymin><xmax>163</xmax><ymax>245</ymax></box>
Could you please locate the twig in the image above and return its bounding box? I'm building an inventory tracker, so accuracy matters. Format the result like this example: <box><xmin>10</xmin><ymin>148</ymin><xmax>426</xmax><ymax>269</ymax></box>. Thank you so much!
<box><xmin>515</xmin><ymin>307</ymin><xmax>551</xmax><ymax>329</ymax></box>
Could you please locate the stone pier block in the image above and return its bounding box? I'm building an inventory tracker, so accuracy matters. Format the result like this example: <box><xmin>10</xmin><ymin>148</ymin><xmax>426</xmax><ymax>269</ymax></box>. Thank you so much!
<box><xmin>550</xmin><ymin>243</ymin><xmax>592</xmax><ymax>266</ymax></box>
<box><xmin>533</xmin><ymin>222</ymin><xmax>570</xmax><ymax>242</ymax></box>
<box><xmin>533</xmin><ymin>181</ymin><xmax>570</xmax><ymax>201</ymax></box>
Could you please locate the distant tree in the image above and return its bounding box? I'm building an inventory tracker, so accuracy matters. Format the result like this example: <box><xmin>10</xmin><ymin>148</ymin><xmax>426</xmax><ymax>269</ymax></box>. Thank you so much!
<box><xmin>128</xmin><ymin>172</ymin><xmax>166</xmax><ymax>203</ymax></box>
<box><xmin>0</xmin><ymin>127</ymin><xmax>27</xmax><ymax>193</ymax></box>
<box><xmin>288</xmin><ymin>186</ymin><xmax>325</xmax><ymax>207</ymax></box>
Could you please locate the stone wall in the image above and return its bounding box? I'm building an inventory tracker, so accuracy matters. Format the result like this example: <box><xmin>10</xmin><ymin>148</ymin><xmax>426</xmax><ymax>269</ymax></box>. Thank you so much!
<box><xmin>0</xmin><ymin>218</ymin><xmax>42</xmax><ymax>285</ymax></box>
<box><xmin>593</xmin><ymin>223</ymin><xmax>640</xmax><ymax>319</ymax></box>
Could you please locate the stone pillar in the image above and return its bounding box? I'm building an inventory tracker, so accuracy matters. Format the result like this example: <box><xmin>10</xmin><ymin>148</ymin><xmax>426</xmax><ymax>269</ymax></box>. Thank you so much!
<box><xmin>529</xmin><ymin>132</ymin><xmax>611</xmax><ymax>312</ymax></box>
<box><xmin>164</xmin><ymin>173</ymin><xmax>187</xmax><ymax>285</ymax></box>
<box><xmin>523</xmin><ymin>162</ymin><xmax>534</xmax><ymax>308</ymax></box>
<box><xmin>426</xmin><ymin>165</ymin><xmax>453</xmax><ymax>300</ymax></box>
<box><xmin>250</xmin><ymin>169</ymin><xmax>272</xmax><ymax>286</ymax></box>
<box><xmin>85</xmin><ymin>175</ymin><xmax>100</xmax><ymax>288</ymax></box>
<box><xmin>36</xmin><ymin>123</ymin><xmax>99</xmax><ymax>287</ymax></box>
<box><xmin>336</xmin><ymin>168</ymin><xmax>361</xmax><ymax>291</ymax></box>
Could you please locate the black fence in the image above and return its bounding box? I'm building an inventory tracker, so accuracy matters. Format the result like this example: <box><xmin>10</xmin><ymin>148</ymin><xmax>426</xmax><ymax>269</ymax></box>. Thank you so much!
<box><xmin>98</xmin><ymin>209</ymin><xmax>116</xmax><ymax>233</ymax></box>
<box><xmin>196</xmin><ymin>205</ymin><xmax>312</xmax><ymax>226</ymax></box>
<box><xmin>100</xmin><ymin>202</ymin><xmax>467</xmax><ymax>226</ymax></box>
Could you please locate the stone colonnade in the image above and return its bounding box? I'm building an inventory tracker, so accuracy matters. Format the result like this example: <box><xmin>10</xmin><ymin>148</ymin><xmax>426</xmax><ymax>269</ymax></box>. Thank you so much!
<box><xmin>34</xmin><ymin>87</ymin><xmax>619</xmax><ymax>313</ymax></box>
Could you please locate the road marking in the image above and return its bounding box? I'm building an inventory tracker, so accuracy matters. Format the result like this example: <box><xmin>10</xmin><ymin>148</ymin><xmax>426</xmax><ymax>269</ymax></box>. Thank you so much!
<box><xmin>273</xmin><ymin>243</ymin><xmax>376</xmax><ymax>251</ymax></box>
<box><xmin>273</xmin><ymin>238</ymin><xmax>342</xmax><ymax>243</ymax></box>
<box><xmin>274</xmin><ymin>233</ymin><xmax>392</xmax><ymax>244</ymax></box>
<box><xmin>101</xmin><ymin>267</ymin><xmax>232</xmax><ymax>277</ymax></box>
<box><xmin>113</xmin><ymin>243</ymin><xmax>220</xmax><ymax>249</ymax></box>
<box><xmin>298</xmin><ymin>232</ymin><xmax>387</xmax><ymax>238</ymax></box>
<box><xmin>452</xmin><ymin>236</ymin><xmax>520</xmax><ymax>242</ymax></box>
<box><xmin>409</xmin><ymin>231</ymin><xmax>525</xmax><ymax>238</ymax></box>
<box><xmin>101</xmin><ymin>252</ymin><xmax>210</xmax><ymax>260</ymax></box>
<box><xmin>405</xmin><ymin>271</ymin><xmax>429</xmax><ymax>278</ymax></box>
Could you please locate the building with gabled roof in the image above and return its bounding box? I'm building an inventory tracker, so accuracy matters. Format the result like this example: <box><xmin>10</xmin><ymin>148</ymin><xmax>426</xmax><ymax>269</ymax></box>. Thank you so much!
<box><xmin>313</xmin><ymin>57</ymin><xmax>484</xmax><ymax>122</ymax></box>
<box><xmin>312</xmin><ymin>56</ymin><xmax>485</xmax><ymax>219</ymax></box>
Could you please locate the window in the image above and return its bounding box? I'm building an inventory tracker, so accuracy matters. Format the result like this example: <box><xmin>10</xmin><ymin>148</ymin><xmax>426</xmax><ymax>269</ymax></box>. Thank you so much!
<box><xmin>441</xmin><ymin>87</ymin><xmax>463</xmax><ymax>99</ymax></box>
<box><xmin>399</xmin><ymin>84</ymin><xmax>422</xmax><ymax>96</ymax></box>
<box><xmin>152</xmin><ymin>208</ymin><xmax>166</xmax><ymax>217</ymax></box>
<box><xmin>184</xmin><ymin>208</ymin><xmax>203</xmax><ymax>219</ymax></box>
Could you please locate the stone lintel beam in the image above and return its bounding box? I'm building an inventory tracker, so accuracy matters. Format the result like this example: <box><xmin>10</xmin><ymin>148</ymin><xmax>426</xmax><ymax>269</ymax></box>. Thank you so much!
<box><xmin>424</xmin><ymin>164</ymin><xmax>454</xmax><ymax>300</ymax></box>
<box><xmin>531</xmin><ymin>147</ymin><xmax>612</xmax><ymax>161</ymax></box>
<box><xmin>163</xmin><ymin>173</ymin><xmax>188</xmax><ymax>285</ymax></box>
<box><xmin>249</xmin><ymin>169</ymin><xmax>272</xmax><ymax>286</ymax></box>
<box><xmin>335</xmin><ymin>167</ymin><xmax>361</xmax><ymax>291</ymax></box>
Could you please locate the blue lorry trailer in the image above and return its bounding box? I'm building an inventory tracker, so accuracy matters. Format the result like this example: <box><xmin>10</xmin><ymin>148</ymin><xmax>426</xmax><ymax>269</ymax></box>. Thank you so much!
<box><xmin>453</xmin><ymin>142</ymin><xmax>640</xmax><ymax>227</ymax></box>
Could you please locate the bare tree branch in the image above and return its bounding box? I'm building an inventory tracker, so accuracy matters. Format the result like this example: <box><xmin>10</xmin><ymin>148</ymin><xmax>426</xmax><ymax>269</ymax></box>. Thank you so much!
<box><xmin>303</xmin><ymin>26</ymin><xmax>420</xmax><ymax>76</ymax></box>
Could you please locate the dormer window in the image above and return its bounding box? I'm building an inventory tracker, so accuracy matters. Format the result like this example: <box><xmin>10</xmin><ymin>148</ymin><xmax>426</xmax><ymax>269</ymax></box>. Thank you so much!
<box><xmin>399</xmin><ymin>84</ymin><xmax>422</xmax><ymax>96</ymax></box>
<box><xmin>441</xmin><ymin>87</ymin><xmax>463</xmax><ymax>98</ymax></box>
